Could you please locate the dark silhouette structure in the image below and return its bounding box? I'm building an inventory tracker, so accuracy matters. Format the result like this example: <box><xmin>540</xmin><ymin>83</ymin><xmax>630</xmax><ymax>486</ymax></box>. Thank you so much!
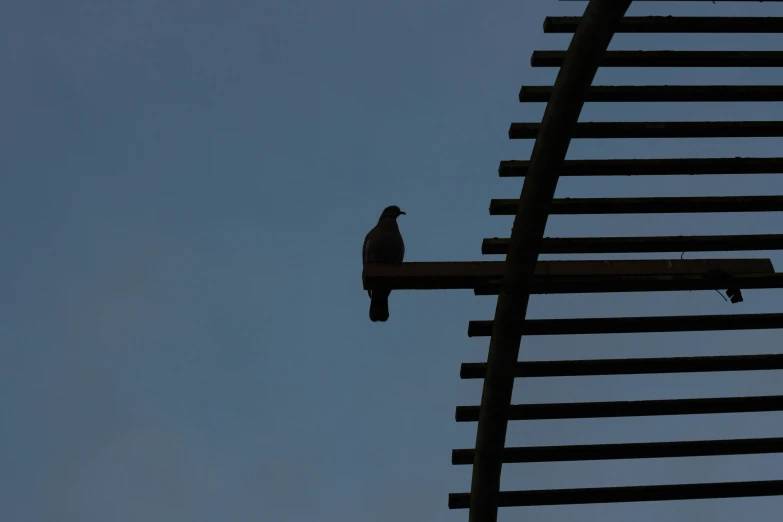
<box><xmin>361</xmin><ymin>0</ymin><xmax>783</xmax><ymax>520</ymax></box>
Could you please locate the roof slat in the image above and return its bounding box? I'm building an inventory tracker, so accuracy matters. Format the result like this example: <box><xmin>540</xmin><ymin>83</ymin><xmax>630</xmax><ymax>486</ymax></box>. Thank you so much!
<box><xmin>544</xmin><ymin>16</ymin><xmax>783</xmax><ymax>34</ymax></box>
<box><xmin>473</xmin><ymin>273</ymin><xmax>783</xmax><ymax>296</ymax></box>
<box><xmin>449</xmin><ymin>480</ymin><xmax>783</xmax><ymax>508</ymax></box>
<box><xmin>452</xmin><ymin>436</ymin><xmax>783</xmax><ymax>464</ymax></box>
<box><xmin>467</xmin><ymin>313</ymin><xmax>783</xmax><ymax>337</ymax></box>
<box><xmin>482</xmin><ymin>234</ymin><xmax>783</xmax><ymax>255</ymax></box>
<box><xmin>499</xmin><ymin>157</ymin><xmax>783</xmax><ymax>177</ymax></box>
<box><xmin>490</xmin><ymin>196</ymin><xmax>783</xmax><ymax>215</ymax></box>
<box><xmin>460</xmin><ymin>354</ymin><xmax>783</xmax><ymax>379</ymax></box>
<box><xmin>532</xmin><ymin>51</ymin><xmax>783</xmax><ymax>68</ymax></box>
<box><xmin>456</xmin><ymin>395</ymin><xmax>783</xmax><ymax>422</ymax></box>
<box><xmin>520</xmin><ymin>85</ymin><xmax>783</xmax><ymax>103</ymax></box>
<box><xmin>510</xmin><ymin>121</ymin><xmax>783</xmax><ymax>140</ymax></box>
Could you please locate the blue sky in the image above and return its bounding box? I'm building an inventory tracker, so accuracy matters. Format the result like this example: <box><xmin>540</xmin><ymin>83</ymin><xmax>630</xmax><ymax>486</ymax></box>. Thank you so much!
<box><xmin>3</xmin><ymin>0</ymin><xmax>783</xmax><ymax>521</ymax></box>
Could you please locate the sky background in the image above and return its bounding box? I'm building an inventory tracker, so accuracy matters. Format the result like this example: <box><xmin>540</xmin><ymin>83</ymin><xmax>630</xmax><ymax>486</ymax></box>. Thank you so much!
<box><xmin>4</xmin><ymin>0</ymin><xmax>783</xmax><ymax>521</ymax></box>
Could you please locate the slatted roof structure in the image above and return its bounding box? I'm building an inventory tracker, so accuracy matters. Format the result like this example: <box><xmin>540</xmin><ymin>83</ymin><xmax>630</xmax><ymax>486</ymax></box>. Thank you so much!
<box><xmin>362</xmin><ymin>0</ymin><xmax>783</xmax><ymax>520</ymax></box>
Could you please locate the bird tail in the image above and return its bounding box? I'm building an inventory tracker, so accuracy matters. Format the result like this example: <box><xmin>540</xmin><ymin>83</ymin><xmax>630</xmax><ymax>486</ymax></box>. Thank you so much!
<box><xmin>369</xmin><ymin>290</ymin><xmax>390</xmax><ymax>322</ymax></box>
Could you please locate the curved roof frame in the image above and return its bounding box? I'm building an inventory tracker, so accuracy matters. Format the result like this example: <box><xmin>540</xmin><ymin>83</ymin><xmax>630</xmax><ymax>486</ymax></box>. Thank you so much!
<box><xmin>467</xmin><ymin>1</ymin><xmax>633</xmax><ymax>521</ymax></box>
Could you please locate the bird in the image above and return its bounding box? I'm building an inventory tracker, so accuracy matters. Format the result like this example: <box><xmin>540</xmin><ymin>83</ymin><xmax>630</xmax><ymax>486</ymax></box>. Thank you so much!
<box><xmin>363</xmin><ymin>205</ymin><xmax>406</xmax><ymax>322</ymax></box>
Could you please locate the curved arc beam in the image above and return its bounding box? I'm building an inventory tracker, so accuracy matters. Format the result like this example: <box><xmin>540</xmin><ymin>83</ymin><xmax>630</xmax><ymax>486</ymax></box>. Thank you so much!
<box><xmin>468</xmin><ymin>1</ymin><xmax>633</xmax><ymax>521</ymax></box>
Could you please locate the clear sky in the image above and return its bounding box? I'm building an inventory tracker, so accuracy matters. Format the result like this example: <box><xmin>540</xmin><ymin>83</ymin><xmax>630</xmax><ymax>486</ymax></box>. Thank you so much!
<box><xmin>3</xmin><ymin>0</ymin><xmax>783</xmax><ymax>521</ymax></box>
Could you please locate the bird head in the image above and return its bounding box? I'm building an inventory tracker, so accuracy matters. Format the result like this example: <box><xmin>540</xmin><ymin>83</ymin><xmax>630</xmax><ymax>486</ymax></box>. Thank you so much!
<box><xmin>380</xmin><ymin>205</ymin><xmax>406</xmax><ymax>220</ymax></box>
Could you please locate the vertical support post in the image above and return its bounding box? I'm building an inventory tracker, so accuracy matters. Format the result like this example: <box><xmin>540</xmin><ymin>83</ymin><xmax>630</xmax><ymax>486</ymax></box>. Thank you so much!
<box><xmin>468</xmin><ymin>1</ymin><xmax>632</xmax><ymax>521</ymax></box>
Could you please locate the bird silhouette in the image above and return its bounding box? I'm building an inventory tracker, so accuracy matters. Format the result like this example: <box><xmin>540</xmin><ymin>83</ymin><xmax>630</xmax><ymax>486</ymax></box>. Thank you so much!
<box><xmin>362</xmin><ymin>206</ymin><xmax>405</xmax><ymax>322</ymax></box>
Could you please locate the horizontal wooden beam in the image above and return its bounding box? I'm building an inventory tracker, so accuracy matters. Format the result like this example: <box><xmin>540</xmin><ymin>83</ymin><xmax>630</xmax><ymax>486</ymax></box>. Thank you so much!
<box><xmin>509</xmin><ymin>121</ymin><xmax>783</xmax><ymax>140</ymax></box>
<box><xmin>449</xmin><ymin>480</ymin><xmax>783</xmax><ymax>508</ymax></box>
<box><xmin>482</xmin><ymin>234</ymin><xmax>783</xmax><ymax>255</ymax></box>
<box><xmin>519</xmin><ymin>85</ymin><xmax>783</xmax><ymax>103</ymax></box>
<box><xmin>460</xmin><ymin>354</ymin><xmax>783</xmax><ymax>379</ymax></box>
<box><xmin>499</xmin><ymin>157</ymin><xmax>783</xmax><ymax>177</ymax></box>
<box><xmin>532</xmin><ymin>51</ymin><xmax>783</xmax><ymax>68</ymax></box>
<box><xmin>545</xmin><ymin>16</ymin><xmax>783</xmax><ymax>34</ymax></box>
<box><xmin>490</xmin><ymin>196</ymin><xmax>783</xmax><ymax>215</ymax></box>
<box><xmin>467</xmin><ymin>312</ymin><xmax>783</xmax><ymax>338</ymax></box>
<box><xmin>452</xmin><ymin>436</ymin><xmax>783</xmax><ymax>465</ymax></box>
<box><xmin>473</xmin><ymin>273</ymin><xmax>783</xmax><ymax>296</ymax></box>
<box><xmin>362</xmin><ymin>259</ymin><xmax>773</xmax><ymax>291</ymax></box>
<box><xmin>456</xmin><ymin>395</ymin><xmax>783</xmax><ymax>422</ymax></box>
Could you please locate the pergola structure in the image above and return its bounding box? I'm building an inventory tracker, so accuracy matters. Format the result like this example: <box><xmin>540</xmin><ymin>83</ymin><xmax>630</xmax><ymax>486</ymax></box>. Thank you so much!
<box><xmin>362</xmin><ymin>0</ymin><xmax>783</xmax><ymax>520</ymax></box>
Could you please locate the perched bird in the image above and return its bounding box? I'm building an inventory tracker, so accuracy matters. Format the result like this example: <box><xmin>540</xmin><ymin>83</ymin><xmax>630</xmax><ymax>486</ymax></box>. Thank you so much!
<box><xmin>363</xmin><ymin>205</ymin><xmax>406</xmax><ymax>322</ymax></box>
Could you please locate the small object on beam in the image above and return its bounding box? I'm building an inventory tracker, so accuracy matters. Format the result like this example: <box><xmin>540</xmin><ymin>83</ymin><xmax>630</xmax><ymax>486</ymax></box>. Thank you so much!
<box><xmin>481</xmin><ymin>234</ymin><xmax>783</xmax><ymax>255</ymax></box>
<box><xmin>362</xmin><ymin>259</ymin><xmax>773</xmax><ymax>291</ymax></box>
<box><xmin>490</xmin><ymin>196</ymin><xmax>783</xmax><ymax>215</ymax></box>
<box><xmin>727</xmin><ymin>287</ymin><xmax>744</xmax><ymax>303</ymax></box>
<box><xmin>460</xmin><ymin>353</ymin><xmax>783</xmax><ymax>379</ymax></box>
<box><xmin>473</xmin><ymin>273</ymin><xmax>783</xmax><ymax>296</ymax></box>
<box><xmin>455</xmin><ymin>395</ymin><xmax>783</xmax><ymax>422</ymax></box>
<box><xmin>509</xmin><ymin>121</ymin><xmax>783</xmax><ymax>140</ymax></box>
<box><xmin>448</xmin><ymin>480</ymin><xmax>783</xmax><ymax>509</ymax></box>
<box><xmin>499</xmin><ymin>157</ymin><xmax>783</xmax><ymax>177</ymax></box>
<box><xmin>452</xmin><ymin>436</ymin><xmax>783</xmax><ymax>465</ymax></box>
<box><xmin>532</xmin><ymin>50</ymin><xmax>783</xmax><ymax>68</ymax></box>
<box><xmin>544</xmin><ymin>16</ymin><xmax>783</xmax><ymax>34</ymax></box>
<box><xmin>467</xmin><ymin>312</ymin><xmax>783</xmax><ymax>338</ymax></box>
<box><xmin>519</xmin><ymin>85</ymin><xmax>783</xmax><ymax>103</ymax></box>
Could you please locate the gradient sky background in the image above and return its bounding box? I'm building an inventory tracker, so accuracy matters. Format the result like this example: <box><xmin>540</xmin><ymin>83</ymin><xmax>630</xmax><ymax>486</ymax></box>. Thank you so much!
<box><xmin>4</xmin><ymin>0</ymin><xmax>783</xmax><ymax>521</ymax></box>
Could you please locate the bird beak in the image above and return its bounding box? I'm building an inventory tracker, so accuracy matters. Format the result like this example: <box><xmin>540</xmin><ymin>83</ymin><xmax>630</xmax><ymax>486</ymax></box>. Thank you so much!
<box><xmin>399</xmin><ymin>211</ymin><xmax>406</xmax><ymax>215</ymax></box>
